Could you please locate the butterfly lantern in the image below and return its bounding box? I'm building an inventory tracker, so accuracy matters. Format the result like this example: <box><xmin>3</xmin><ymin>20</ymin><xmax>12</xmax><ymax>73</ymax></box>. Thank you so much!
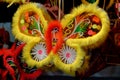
<box><xmin>12</xmin><ymin>2</ymin><xmax>110</xmax><ymax>76</ymax></box>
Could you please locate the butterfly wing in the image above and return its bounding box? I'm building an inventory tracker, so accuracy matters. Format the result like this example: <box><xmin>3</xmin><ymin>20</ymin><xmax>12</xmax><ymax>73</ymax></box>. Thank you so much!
<box><xmin>54</xmin><ymin>4</ymin><xmax>110</xmax><ymax>75</ymax></box>
<box><xmin>12</xmin><ymin>3</ymin><xmax>48</xmax><ymax>43</ymax></box>
<box><xmin>15</xmin><ymin>3</ymin><xmax>55</xmax><ymax>68</ymax></box>
<box><xmin>65</xmin><ymin>4</ymin><xmax>110</xmax><ymax>48</ymax></box>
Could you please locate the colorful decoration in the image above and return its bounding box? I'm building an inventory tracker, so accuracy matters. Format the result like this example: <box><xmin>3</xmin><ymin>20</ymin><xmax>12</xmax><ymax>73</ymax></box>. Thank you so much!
<box><xmin>0</xmin><ymin>43</ymin><xmax>24</xmax><ymax>80</ymax></box>
<box><xmin>14</xmin><ymin>43</ymin><xmax>42</xmax><ymax>80</ymax></box>
<box><xmin>31</xmin><ymin>42</ymin><xmax>47</xmax><ymax>61</ymax></box>
<box><xmin>0</xmin><ymin>42</ymin><xmax>42</xmax><ymax>80</ymax></box>
<box><xmin>12</xmin><ymin>2</ymin><xmax>110</xmax><ymax>76</ymax></box>
<box><xmin>63</xmin><ymin>13</ymin><xmax>102</xmax><ymax>39</ymax></box>
<box><xmin>12</xmin><ymin>3</ymin><xmax>48</xmax><ymax>43</ymax></box>
<box><xmin>0</xmin><ymin>0</ymin><xmax>28</xmax><ymax>8</ymax></box>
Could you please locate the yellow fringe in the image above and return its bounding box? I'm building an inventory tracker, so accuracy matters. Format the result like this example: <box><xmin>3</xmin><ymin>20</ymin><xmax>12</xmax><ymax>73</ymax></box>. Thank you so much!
<box><xmin>4</xmin><ymin>0</ymin><xmax>24</xmax><ymax>3</ymax></box>
<box><xmin>53</xmin><ymin>44</ymin><xmax>85</xmax><ymax>76</ymax></box>
<box><xmin>59</xmin><ymin>4</ymin><xmax>110</xmax><ymax>75</ymax></box>
<box><xmin>2</xmin><ymin>0</ymin><xmax>26</xmax><ymax>7</ymax></box>
<box><xmin>12</xmin><ymin>2</ymin><xmax>48</xmax><ymax>43</ymax></box>
<box><xmin>61</xmin><ymin>4</ymin><xmax>110</xmax><ymax>49</ymax></box>
<box><xmin>13</xmin><ymin>3</ymin><xmax>110</xmax><ymax>76</ymax></box>
<box><xmin>22</xmin><ymin>41</ymin><xmax>52</xmax><ymax>68</ymax></box>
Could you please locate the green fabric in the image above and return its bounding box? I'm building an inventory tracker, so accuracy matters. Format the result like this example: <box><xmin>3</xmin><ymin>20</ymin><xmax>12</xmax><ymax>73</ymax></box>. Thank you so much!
<box><xmin>87</xmin><ymin>0</ymin><xmax>96</xmax><ymax>3</ymax></box>
<box><xmin>75</xmin><ymin>23</ymin><xmax>88</xmax><ymax>33</ymax></box>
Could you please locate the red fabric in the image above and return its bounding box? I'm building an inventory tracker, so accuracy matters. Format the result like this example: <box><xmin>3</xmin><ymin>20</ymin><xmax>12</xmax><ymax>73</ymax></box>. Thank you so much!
<box><xmin>0</xmin><ymin>69</ymin><xmax>8</xmax><ymax>80</ymax></box>
<box><xmin>3</xmin><ymin>54</ymin><xmax>16</xmax><ymax>80</ymax></box>
<box><xmin>0</xmin><ymin>49</ymin><xmax>8</xmax><ymax>80</ymax></box>
<box><xmin>0</xmin><ymin>42</ymin><xmax>42</xmax><ymax>80</ymax></box>
<box><xmin>1</xmin><ymin>43</ymin><xmax>18</xmax><ymax>80</ymax></box>
<box><xmin>0</xmin><ymin>43</ymin><xmax>24</xmax><ymax>80</ymax></box>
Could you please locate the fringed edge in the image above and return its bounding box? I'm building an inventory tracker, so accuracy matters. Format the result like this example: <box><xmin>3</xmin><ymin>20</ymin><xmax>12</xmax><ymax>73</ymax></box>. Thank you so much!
<box><xmin>62</xmin><ymin>4</ymin><xmax>110</xmax><ymax>49</ymax></box>
<box><xmin>12</xmin><ymin>2</ymin><xmax>47</xmax><ymax>43</ymax></box>
<box><xmin>53</xmin><ymin>45</ymin><xmax>85</xmax><ymax>76</ymax></box>
<box><xmin>4</xmin><ymin>0</ymin><xmax>24</xmax><ymax>3</ymax></box>
<box><xmin>22</xmin><ymin>41</ymin><xmax>52</xmax><ymax>68</ymax></box>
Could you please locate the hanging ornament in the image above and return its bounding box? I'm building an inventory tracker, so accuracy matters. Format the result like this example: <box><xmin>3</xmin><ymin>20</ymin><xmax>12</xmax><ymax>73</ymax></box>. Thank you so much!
<box><xmin>0</xmin><ymin>0</ymin><xmax>30</xmax><ymax>8</ymax></box>
<box><xmin>12</xmin><ymin>2</ymin><xmax>110</xmax><ymax>76</ymax></box>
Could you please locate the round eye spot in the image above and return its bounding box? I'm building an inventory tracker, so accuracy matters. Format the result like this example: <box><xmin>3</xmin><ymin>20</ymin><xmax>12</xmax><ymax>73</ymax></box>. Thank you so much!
<box><xmin>66</xmin><ymin>52</ymin><xmax>71</xmax><ymax>58</ymax></box>
<box><xmin>58</xmin><ymin>45</ymin><xmax>76</xmax><ymax>64</ymax></box>
<box><xmin>38</xmin><ymin>50</ymin><xmax>42</xmax><ymax>55</ymax></box>
<box><xmin>31</xmin><ymin>42</ymin><xmax>47</xmax><ymax>62</ymax></box>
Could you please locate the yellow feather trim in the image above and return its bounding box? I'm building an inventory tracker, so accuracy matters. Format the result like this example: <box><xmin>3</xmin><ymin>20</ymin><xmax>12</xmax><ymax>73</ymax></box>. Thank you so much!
<box><xmin>22</xmin><ymin>41</ymin><xmax>52</xmax><ymax>68</ymax></box>
<box><xmin>3</xmin><ymin>0</ymin><xmax>26</xmax><ymax>7</ymax></box>
<box><xmin>14</xmin><ymin>3</ymin><xmax>110</xmax><ymax>76</ymax></box>
<box><xmin>4</xmin><ymin>0</ymin><xmax>24</xmax><ymax>3</ymax></box>
<box><xmin>54</xmin><ymin>44</ymin><xmax>85</xmax><ymax>76</ymax></box>
<box><xmin>62</xmin><ymin>4</ymin><xmax>110</xmax><ymax>49</ymax></box>
<box><xmin>12</xmin><ymin>3</ymin><xmax>47</xmax><ymax>43</ymax></box>
<box><xmin>59</xmin><ymin>4</ymin><xmax>110</xmax><ymax>75</ymax></box>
